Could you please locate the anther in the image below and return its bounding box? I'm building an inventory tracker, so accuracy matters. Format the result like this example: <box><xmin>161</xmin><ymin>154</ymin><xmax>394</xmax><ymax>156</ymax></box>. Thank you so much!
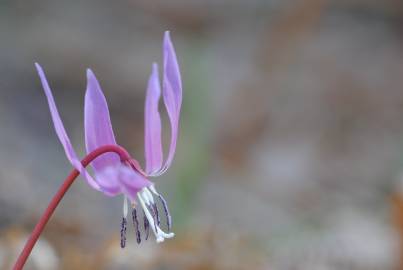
<box><xmin>120</xmin><ymin>217</ymin><xmax>127</xmax><ymax>248</ymax></box>
<box><xmin>149</xmin><ymin>205</ymin><xmax>158</xmax><ymax>233</ymax></box>
<box><xmin>132</xmin><ymin>208</ymin><xmax>141</xmax><ymax>244</ymax></box>
<box><xmin>158</xmin><ymin>194</ymin><xmax>172</xmax><ymax>231</ymax></box>
<box><xmin>137</xmin><ymin>189</ymin><xmax>174</xmax><ymax>242</ymax></box>
<box><xmin>153</xmin><ymin>204</ymin><xmax>160</xmax><ymax>226</ymax></box>
<box><xmin>143</xmin><ymin>210</ymin><xmax>150</xmax><ymax>240</ymax></box>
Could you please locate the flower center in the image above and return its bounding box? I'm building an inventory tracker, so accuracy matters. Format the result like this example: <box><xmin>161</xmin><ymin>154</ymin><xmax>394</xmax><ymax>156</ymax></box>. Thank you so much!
<box><xmin>119</xmin><ymin>186</ymin><xmax>173</xmax><ymax>246</ymax></box>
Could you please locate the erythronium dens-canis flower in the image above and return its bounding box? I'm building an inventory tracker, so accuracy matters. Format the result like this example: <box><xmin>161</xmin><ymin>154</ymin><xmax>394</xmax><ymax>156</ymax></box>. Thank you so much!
<box><xmin>36</xmin><ymin>31</ymin><xmax>182</xmax><ymax>245</ymax></box>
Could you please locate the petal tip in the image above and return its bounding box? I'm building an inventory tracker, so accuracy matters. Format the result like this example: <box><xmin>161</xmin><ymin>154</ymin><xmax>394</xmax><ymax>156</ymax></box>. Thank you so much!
<box><xmin>86</xmin><ymin>68</ymin><xmax>95</xmax><ymax>80</ymax></box>
<box><xmin>86</xmin><ymin>69</ymin><xmax>99</xmax><ymax>96</ymax></box>
<box><xmin>164</xmin><ymin>31</ymin><xmax>173</xmax><ymax>45</ymax></box>
<box><xmin>152</xmin><ymin>62</ymin><xmax>158</xmax><ymax>73</ymax></box>
<box><xmin>35</xmin><ymin>62</ymin><xmax>43</xmax><ymax>73</ymax></box>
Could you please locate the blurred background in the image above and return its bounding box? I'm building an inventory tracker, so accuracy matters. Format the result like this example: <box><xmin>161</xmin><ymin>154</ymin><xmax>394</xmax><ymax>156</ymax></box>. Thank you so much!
<box><xmin>1</xmin><ymin>0</ymin><xmax>403</xmax><ymax>269</ymax></box>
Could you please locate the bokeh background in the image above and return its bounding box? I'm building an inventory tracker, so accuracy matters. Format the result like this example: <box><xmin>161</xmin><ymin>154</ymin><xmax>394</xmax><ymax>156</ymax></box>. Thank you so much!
<box><xmin>1</xmin><ymin>0</ymin><xmax>403</xmax><ymax>269</ymax></box>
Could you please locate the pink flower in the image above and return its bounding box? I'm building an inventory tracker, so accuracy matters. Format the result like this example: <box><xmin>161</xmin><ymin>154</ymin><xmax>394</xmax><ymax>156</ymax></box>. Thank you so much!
<box><xmin>35</xmin><ymin>31</ymin><xmax>181</xmax><ymax>244</ymax></box>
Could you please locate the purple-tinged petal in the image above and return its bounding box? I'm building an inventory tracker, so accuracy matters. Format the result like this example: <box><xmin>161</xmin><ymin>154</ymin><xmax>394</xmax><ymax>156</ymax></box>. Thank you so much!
<box><xmin>95</xmin><ymin>165</ymin><xmax>151</xmax><ymax>199</ymax></box>
<box><xmin>85</xmin><ymin>69</ymin><xmax>120</xmax><ymax>174</ymax></box>
<box><xmin>156</xmin><ymin>31</ymin><xmax>182</xmax><ymax>174</ymax></box>
<box><xmin>118</xmin><ymin>166</ymin><xmax>152</xmax><ymax>201</ymax></box>
<box><xmin>35</xmin><ymin>63</ymin><xmax>101</xmax><ymax>191</ymax></box>
<box><xmin>94</xmin><ymin>166</ymin><xmax>121</xmax><ymax>196</ymax></box>
<box><xmin>163</xmin><ymin>31</ymin><xmax>182</xmax><ymax>109</ymax></box>
<box><xmin>144</xmin><ymin>63</ymin><xmax>163</xmax><ymax>175</ymax></box>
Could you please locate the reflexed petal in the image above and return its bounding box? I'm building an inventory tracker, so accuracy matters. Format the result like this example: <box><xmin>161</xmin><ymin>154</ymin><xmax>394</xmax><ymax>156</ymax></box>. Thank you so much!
<box><xmin>35</xmin><ymin>63</ymin><xmax>101</xmax><ymax>191</ymax></box>
<box><xmin>144</xmin><ymin>63</ymin><xmax>163</xmax><ymax>175</ymax></box>
<box><xmin>163</xmin><ymin>31</ymin><xmax>182</xmax><ymax>109</ymax></box>
<box><xmin>158</xmin><ymin>31</ymin><xmax>182</xmax><ymax>174</ymax></box>
<box><xmin>85</xmin><ymin>69</ymin><xmax>120</xmax><ymax>174</ymax></box>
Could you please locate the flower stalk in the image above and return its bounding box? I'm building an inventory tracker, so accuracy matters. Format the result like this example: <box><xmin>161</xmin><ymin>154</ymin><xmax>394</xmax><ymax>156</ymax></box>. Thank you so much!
<box><xmin>13</xmin><ymin>145</ymin><xmax>131</xmax><ymax>270</ymax></box>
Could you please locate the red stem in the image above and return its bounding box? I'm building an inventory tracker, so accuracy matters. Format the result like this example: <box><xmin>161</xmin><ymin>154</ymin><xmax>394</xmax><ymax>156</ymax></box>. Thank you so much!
<box><xmin>13</xmin><ymin>145</ymin><xmax>131</xmax><ymax>270</ymax></box>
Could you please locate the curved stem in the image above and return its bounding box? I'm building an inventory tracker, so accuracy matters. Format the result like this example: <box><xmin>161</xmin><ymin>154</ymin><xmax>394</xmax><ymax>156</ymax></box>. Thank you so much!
<box><xmin>13</xmin><ymin>145</ymin><xmax>131</xmax><ymax>270</ymax></box>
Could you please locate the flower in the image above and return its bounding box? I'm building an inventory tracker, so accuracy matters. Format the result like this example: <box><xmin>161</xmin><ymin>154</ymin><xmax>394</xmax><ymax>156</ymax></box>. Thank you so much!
<box><xmin>35</xmin><ymin>31</ymin><xmax>182</xmax><ymax>244</ymax></box>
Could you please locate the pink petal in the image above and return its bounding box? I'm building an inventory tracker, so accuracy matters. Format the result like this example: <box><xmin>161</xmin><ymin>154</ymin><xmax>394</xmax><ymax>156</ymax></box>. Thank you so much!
<box><xmin>85</xmin><ymin>69</ymin><xmax>120</xmax><ymax>175</ymax></box>
<box><xmin>118</xmin><ymin>166</ymin><xmax>152</xmax><ymax>200</ymax></box>
<box><xmin>158</xmin><ymin>31</ymin><xmax>182</xmax><ymax>174</ymax></box>
<box><xmin>96</xmin><ymin>165</ymin><xmax>151</xmax><ymax>200</ymax></box>
<box><xmin>163</xmin><ymin>31</ymin><xmax>182</xmax><ymax>110</ymax></box>
<box><xmin>144</xmin><ymin>63</ymin><xmax>163</xmax><ymax>175</ymax></box>
<box><xmin>94</xmin><ymin>166</ymin><xmax>121</xmax><ymax>196</ymax></box>
<box><xmin>35</xmin><ymin>63</ymin><xmax>101</xmax><ymax>191</ymax></box>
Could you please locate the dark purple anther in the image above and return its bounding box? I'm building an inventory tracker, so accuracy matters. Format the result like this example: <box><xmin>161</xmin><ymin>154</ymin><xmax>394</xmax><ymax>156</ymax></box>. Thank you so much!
<box><xmin>149</xmin><ymin>205</ymin><xmax>158</xmax><ymax>233</ymax></box>
<box><xmin>120</xmin><ymin>217</ymin><xmax>127</xmax><ymax>248</ymax></box>
<box><xmin>143</xmin><ymin>211</ymin><xmax>150</xmax><ymax>240</ymax></box>
<box><xmin>132</xmin><ymin>208</ymin><xmax>141</xmax><ymax>244</ymax></box>
<box><xmin>158</xmin><ymin>194</ymin><xmax>172</xmax><ymax>231</ymax></box>
<box><xmin>153</xmin><ymin>204</ymin><xmax>160</xmax><ymax>226</ymax></box>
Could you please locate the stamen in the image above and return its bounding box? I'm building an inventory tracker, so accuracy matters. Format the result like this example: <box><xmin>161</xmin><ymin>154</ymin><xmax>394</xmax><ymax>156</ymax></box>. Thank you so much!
<box><xmin>149</xmin><ymin>204</ymin><xmax>158</xmax><ymax>233</ymax></box>
<box><xmin>143</xmin><ymin>188</ymin><xmax>155</xmax><ymax>204</ymax></box>
<box><xmin>132</xmin><ymin>208</ymin><xmax>141</xmax><ymax>244</ymax></box>
<box><xmin>158</xmin><ymin>194</ymin><xmax>172</xmax><ymax>232</ymax></box>
<box><xmin>123</xmin><ymin>196</ymin><xmax>128</xmax><ymax>218</ymax></box>
<box><xmin>120</xmin><ymin>217</ymin><xmax>127</xmax><ymax>248</ymax></box>
<box><xmin>143</xmin><ymin>210</ymin><xmax>150</xmax><ymax>240</ymax></box>
<box><xmin>149</xmin><ymin>185</ymin><xmax>172</xmax><ymax>232</ymax></box>
<box><xmin>137</xmin><ymin>190</ymin><xmax>174</xmax><ymax>243</ymax></box>
<box><xmin>153</xmin><ymin>203</ymin><xmax>160</xmax><ymax>226</ymax></box>
<box><xmin>140</xmin><ymin>189</ymin><xmax>151</xmax><ymax>205</ymax></box>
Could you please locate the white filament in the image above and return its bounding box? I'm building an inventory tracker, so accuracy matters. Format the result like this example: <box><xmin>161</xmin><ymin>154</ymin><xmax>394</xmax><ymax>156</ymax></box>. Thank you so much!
<box><xmin>149</xmin><ymin>185</ymin><xmax>159</xmax><ymax>195</ymax></box>
<box><xmin>137</xmin><ymin>187</ymin><xmax>174</xmax><ymax>243</ymax></box>
<box><xmin>143</xmin><ymin>187</ymin><xmax>155</xmax><ymax>204</ymax></box>
<box><xmin>122</xmin><ymin>195</ymin><xmax>128</xmax><ymax>218</ymax></box>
